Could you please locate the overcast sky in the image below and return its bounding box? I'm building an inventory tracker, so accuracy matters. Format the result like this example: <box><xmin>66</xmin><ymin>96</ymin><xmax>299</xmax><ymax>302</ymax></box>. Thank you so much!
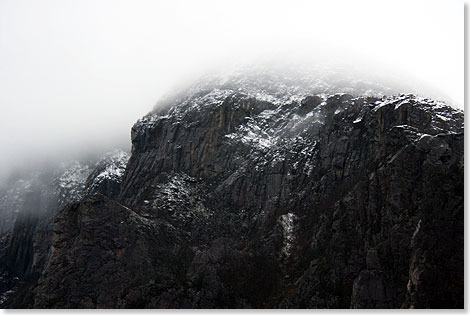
<box><xmin>0</xmin><ymin>0</ymin><xmax>463</xmax><ymax>179</ymax></box>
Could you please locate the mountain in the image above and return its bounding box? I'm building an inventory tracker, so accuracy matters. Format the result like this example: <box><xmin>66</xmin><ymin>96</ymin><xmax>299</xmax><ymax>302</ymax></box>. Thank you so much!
<box><xmin>0</xmin><ymin>69</ymin><xmax>463</xmax><ymax>308</ymax></box>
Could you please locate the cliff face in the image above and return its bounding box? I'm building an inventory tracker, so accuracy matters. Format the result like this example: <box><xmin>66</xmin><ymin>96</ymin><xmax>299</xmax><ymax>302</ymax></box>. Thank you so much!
<box><xmin>1</xmin><ymin>72</ymin><xmax>464</xmax><ymax>308</ymax></box>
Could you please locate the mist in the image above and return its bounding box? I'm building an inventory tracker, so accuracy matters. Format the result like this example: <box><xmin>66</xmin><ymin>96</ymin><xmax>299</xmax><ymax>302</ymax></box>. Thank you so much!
<box><xmin>0</xmin><ymin>0</ymin><xmax>462</xmax><ymax>181</ymax></box>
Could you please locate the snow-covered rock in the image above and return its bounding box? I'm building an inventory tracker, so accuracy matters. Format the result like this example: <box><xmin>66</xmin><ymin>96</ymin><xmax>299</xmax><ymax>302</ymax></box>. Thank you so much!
<box><xmin>85</xmin><ymin>149</ymin><xmax>130</xmax><ymax>197</ymax></box>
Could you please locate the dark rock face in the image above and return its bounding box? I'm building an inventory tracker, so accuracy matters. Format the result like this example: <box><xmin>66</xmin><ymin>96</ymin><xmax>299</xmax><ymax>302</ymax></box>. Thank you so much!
<box><xmin>1</xmin><ymin>73</ymin><xmax>464</xmax><ymax>308</ymax></box>
<box><xmin>30</xmin><ymin>195</ymin><xmax>192</xmax><ymax>308</ymax></box>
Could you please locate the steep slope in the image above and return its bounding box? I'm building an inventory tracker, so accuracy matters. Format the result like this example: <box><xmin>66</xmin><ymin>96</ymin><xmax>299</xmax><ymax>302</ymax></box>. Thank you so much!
<box><xmin>3</xmin><ymin>71</ymin><xmax>464</xmax><ymax>308</ymax></box>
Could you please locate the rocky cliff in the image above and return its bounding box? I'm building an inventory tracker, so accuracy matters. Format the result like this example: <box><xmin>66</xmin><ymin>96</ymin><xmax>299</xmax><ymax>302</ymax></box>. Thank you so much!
<box><xmin>0</xmin><ymin>71</ymin><xmax>464</xmax><ymax>308</ymax></box>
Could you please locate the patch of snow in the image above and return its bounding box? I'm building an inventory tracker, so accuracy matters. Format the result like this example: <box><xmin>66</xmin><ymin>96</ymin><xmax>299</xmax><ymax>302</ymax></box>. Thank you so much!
<box><xmin>353</xmin><ymin>116</ymin><xmax>363</xmax><ymax>124</ymax></box>
<box><xmin>415</xmin><ymin>133</ymin><xmax>434</xmax><ymax>142</ymax></box>
<box><xmin>258</xmin><ymin>109</ymin><xmax>277</xmax><ymax>120</ymax></box>
<box><xmin>435</xmin><ymin>113</ymin><xmax>452</xmax><ymax>122</ymax></box>
<box><xmin>54</xmin><ymin>161</ymin><xmax>92</xmax><ymax>206</ymax></box>
<box><xmin>152</xmin><ymin>173</ymin><xmax>213</xmax><ymax>220</ymax></box>
<box><xmin>411</xmin><ymin>219</ymin><xmax>422</xmax><ymax>242</ymax></box>
<box><xmin>91</xmin><ymin>150</ymin><xmax>130</xmax><ymax>184</ymax></box>
<box><xmin>279</xmin><ymin>212</ymin><xmax>297</xmax><ymax>257</ymax></box>
<box><xmin>226</xmin><ymin>116</ymin><xmax>280</xmax><ymax>151</ymax></box>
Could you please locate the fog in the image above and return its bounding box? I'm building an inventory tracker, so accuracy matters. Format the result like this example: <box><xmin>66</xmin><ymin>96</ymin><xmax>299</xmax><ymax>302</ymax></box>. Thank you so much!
<box><xmin>0</xmin><ymin>0</ymin><xmax>463</xmax><ymax>181</ymax></box>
